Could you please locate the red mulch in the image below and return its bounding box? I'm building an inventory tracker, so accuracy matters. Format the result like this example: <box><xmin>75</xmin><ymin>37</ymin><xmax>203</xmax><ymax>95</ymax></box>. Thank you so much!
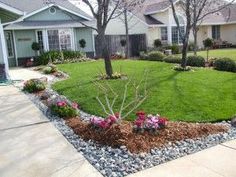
<box><xmin>66</xmin><ymin>118</ymin><xmax>228</xmax><ymax>153</ymax></box>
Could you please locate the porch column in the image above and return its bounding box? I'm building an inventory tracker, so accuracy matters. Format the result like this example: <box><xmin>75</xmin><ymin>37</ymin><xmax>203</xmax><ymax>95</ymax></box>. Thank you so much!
<box><xmin>0</xmin><ymin>19</ymin><xmax>9</xmax><ymax>79</ymax></box>
<box><xmin>167</xmin><ymin>25</ymin><xmax>172</xmax><ymax>44</ymax></box>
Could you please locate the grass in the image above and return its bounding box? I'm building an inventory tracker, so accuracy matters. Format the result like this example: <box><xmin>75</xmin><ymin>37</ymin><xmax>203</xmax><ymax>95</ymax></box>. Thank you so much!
<box><xmin>188</xmin><ymin>48</ymin><xmax>236</xmax><ymax>61</ymax></box>
<box><xmin>53</xmin><ymin>60</ymin><xmax>236</xmax><ymax>122</ymax></box>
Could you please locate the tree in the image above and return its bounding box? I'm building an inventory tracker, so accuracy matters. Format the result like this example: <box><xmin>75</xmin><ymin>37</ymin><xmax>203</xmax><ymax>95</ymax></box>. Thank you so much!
<box><xmin>44</xmin><ymin>0</ymin><xmax>124</xmax><ymax>78</ymax></box>
<box><xmin>31</xmin><ymin>42</ymin><xmax>40</xmax><ymax>57</ymax></box>
<box><xmin>169</xmin><ymin>0</ymin><xmax>234</xmax><ymax>68</ymax></box>
<box><xmin>203</xmin><ymin>38</ymin><xmax>213</xmax><ymax>62</ymax></box>
<box><xmin>117</xmin><ymin>0</ymin><xmax>146</xmax><ymax>58</ymax></box>
<box><xmin>190</xmin><ymin>0</ymin><xmax>235</xmax><ymax>55</ymax></box>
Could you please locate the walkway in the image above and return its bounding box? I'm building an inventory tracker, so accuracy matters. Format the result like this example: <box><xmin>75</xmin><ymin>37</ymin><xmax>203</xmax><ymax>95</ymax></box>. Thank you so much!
<box><xmin>0</xmin><ymin>85</ymin><xmax>102</xmax><ymax>177</ymax></box>
<box><xmin>127</xmin><ymin>140</ymin><xmax>236</xmax><ymax>177</ymax></box>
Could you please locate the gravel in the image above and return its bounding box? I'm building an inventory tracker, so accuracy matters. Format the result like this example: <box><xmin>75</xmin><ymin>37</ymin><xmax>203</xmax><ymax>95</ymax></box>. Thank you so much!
<box><xmin>27</xmin><ymin>90</ymin><xmax>236</xmax><ymax>177</ymax></box>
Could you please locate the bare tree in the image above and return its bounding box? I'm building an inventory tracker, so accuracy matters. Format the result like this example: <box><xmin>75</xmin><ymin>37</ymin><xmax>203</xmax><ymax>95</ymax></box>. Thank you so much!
<box><xmin>191</xmin><ymin>0</ymin><xmax>235</xmax><ymax>55</ymax></box>
<box><xmin>118</xmin><ymin>0</ymin><xmax>146</xmax><ymax>58</ymax></box>
<box><xmin>169</xmin><ymin>0</ymin><xmax>235</xmax><ymax>68</ymax></box>
<box><xmin>44</xmin><ymin>0</ymin><xmax>125</xmax><ymax>78</ymax></box>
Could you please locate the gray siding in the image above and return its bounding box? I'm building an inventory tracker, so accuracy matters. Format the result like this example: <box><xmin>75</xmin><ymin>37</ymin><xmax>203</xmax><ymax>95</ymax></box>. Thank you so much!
<box><xmin>75</xmin><ymin>28</ymin><xmax>94</xmax><ymax>52</ymax></box>
<box><xmin>14</xmin><ymin>30</ymin><xmax>36</xmax><ymax>58</ymax></box>
<box><xmin>25</xmin><ymin>6</ymin><xmax>84</xmax><ymax>21</ymax></box>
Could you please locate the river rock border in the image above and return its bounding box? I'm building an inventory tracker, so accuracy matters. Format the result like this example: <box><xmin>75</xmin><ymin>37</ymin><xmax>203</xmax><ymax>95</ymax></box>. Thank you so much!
<box><xmin>26</xmin><ymin>88</ymin><xmax>236</xmax><ymax>177</ymax></box>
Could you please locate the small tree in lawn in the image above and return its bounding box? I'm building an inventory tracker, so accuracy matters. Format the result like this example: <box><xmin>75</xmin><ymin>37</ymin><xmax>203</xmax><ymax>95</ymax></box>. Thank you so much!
<box><xmin>203</xmin><ymin>38</ymin><xmax>213</xmax><ymax>62</ymax></box>
<box><xmin>32</xmin><ymin>42</ymin><xmax>40</xmax><ymax>57</ymax></box>
<box><xmin>154</xmin><ymin>39</ymin><xmax>162</xmax><ymax>50</ymax></box>
<box><xmin>79</xmin><ymin>39</ymin><xmax>86</xmax><ymax>52</ymax></box>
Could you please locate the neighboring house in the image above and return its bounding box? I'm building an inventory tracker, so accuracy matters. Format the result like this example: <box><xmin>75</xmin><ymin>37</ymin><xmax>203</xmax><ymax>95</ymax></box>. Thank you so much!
<box><xmin>0</xmin><ymin>0</ymin><xmax>96</xmax><ymax>68</ymax></box>
<box><xmin>106</xmin><ymin>0</ymin><xmax>236</xmax><ymax>48</ymax></box>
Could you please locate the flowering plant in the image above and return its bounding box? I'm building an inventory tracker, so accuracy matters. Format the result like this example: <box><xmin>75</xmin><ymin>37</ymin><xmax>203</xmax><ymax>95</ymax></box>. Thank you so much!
<box><xmin>90</xmin><ymin>113</ymin><xmax>119</xmax><ymax>129</ymax></box>
<box><xmin>50</xmin><ymin>100</ymin><xmax>78</xmax><ymax>119</ymax></box>
<box><xmin>133</xmin><ymin>111</ymin><xmax>168</xmax><ymax>133</ymax></box>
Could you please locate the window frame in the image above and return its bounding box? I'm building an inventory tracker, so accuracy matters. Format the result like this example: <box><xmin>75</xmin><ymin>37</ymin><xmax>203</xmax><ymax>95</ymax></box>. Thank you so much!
<box><xmin>46</xmin><ymin>28</ymin><xmax>74</xmax><ymax>51</ymax></box>
<box><xmin>5</xmin><ymin>31</ymin><xmax>14</xmax><ymax>58</ymax></box>
<box><xmin>36</xmin><ymin>30</ymin><xmax>44</xmax><ymax>54</ymax></box>
<box><xmin>212</xmin><ymin>25</ymin><xmax>221</xmax><ymax>40</ymax></box>
<box><xmin>160</xmin><ymin>27</ymin><xmax>168</xmax><ymax>41</ymax></box>
<box><xmin>171</xmin><ymin>26</ymin><xmax>185</xmax><ymax>44</ymax></box>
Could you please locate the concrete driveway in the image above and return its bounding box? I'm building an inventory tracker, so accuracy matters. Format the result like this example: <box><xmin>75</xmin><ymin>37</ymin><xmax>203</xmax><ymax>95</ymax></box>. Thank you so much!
<box><xmin>0</xmin><ymin>85</ymin><xmax>102</xmax><ymax>177</ymax></box>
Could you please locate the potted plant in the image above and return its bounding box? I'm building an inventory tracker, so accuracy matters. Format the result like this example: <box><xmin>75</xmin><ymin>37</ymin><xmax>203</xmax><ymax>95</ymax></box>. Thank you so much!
<box><xmin>32</xmin><ymin>42</ymin><xmax>40</xmax><ymax>57</ymax></box>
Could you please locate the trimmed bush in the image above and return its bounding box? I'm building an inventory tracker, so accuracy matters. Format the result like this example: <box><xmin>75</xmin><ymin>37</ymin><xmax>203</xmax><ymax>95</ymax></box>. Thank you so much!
<box><xmin>23</xmin><ymin>79</ymin><xmax>46</xmax><ymax>93</ymax></box>
<box><xmin>43</xmin><ymin>64</ymin><xmax>58</xmax><ymax>74</ymax></box>
<box><xmin>146</xmin><ymin>51</ymin><xmax>165</xmax><ymax>61</ymax></box>
<box><xmin>165</xmin><ymin>44</ymin><xmax>181</xmax><ymax>54</ymax></box>
<box><xmin>214</xmin><ymin>58</ymin><xmax>236</xmax><ymax>72</ymax></box>
<box><xmin>38</xmin><ymin>51</ymin><xmax>85</xmax><ymax>65</ymax></box>
<box><xmin>164</xmin><ymin>55</ymin><xmax>182</xmax><ymax>64</ymax></box>
<box><xmin>187</xmin><ymin>56</ymin><xmax>205</xmax><ymax>67</ymax></box>
<box><xmin>153</xmin><ymin>39</ymin><xmax>162</xmax><ymax>48</ymax></box>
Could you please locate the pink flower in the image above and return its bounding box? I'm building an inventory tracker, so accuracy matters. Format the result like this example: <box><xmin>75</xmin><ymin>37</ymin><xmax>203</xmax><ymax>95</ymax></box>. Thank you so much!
<box><xmin>57</xmin><ymin>101</ymin><xmax>67</xmax><ymax>107</ymax></box>
<box><xmin>158</xmin><ymin>117</ymin><xmax>168</xmax><ymax>126</ymax></box>
<box><xmin>72</xmin><ymin>102</ymin><xmax>78</xmax><ymax>109</ymax></box>
<box><xmin>107</xmin><ymin>115</ymin><xmax>117</xmax><ymax>124</ymax></box>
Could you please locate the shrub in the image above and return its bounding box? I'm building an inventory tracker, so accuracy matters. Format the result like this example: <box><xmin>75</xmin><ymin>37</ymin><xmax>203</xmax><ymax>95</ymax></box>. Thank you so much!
<box><xmin>146</xmin><ymin>51</ymin><xmax>165</xmax><ymax>61</ymax></box>
<box><xmin>187</xmin><ymin>56</ymin><xmax>205</xmax><ymax>67</ymax></box>
<box><xmin>153</xmin><ymin>39</ymin><xmax>162</xmax><ymax>48</ymax></box>
<box><xmin>173</xmin><ymin>65</ymin><xmax>192</xmax><ymax>71</ymax></box>
<box><xmin>165</xmin><ymin>44</ymin><xmax>181</xmax><ymax>54</ymax></box>
<box><xmin>163</xmin><ymin>55</ymin><xmax>182</xmax><ymax>64</ymax></box>
<box><xmin>23</xmin><ymin>79</ymin><xmax>46</xmax><ymax>93</ymax></box>
<box><xmin>139</xmin><ymin>51</ymin><xmax>148</xmax><ymax>59</ymax></box>
<box><xmin>50</xmin><ymin>101</ymin><xmax>78</xmax><ymax>119</ymax></box>
<box><xmin>38</xmin><ymin>51</ymin><xmax>85</xmax><ymax>65</ymax></box>
<box><xmin>43</xmin><ymin>64</ymin><xmax>58</xmax><ymax>74</ymax></box>
<box><xmin>214</xmin><ymin>58</ymin><xmax>236</xmax><ymax>72</ymax></box>
<box><xmin>188</xmin><ymin>42</ymin><xmax>196</xmax><ymax>51</ymax></box>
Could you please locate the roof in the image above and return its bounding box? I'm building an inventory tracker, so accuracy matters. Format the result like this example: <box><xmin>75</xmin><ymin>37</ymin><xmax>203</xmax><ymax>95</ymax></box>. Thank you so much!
<box><xmin>144</xmin><ymin>15</ymin><xmax>163</xmax><ymax>25</ymax></box>
<box><xmin>0</xmin><ymin>0</ymin><xmax>92</xmax><ymax>20</ymax></box>
<box><xmin>4</xmin><ymin>20</ymin><xmax>96</xmax><ymax>30</ymax></box>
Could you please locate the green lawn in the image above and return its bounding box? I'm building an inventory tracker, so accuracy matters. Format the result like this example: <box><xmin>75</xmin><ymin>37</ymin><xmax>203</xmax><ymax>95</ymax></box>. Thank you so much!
<box><xmin>53</xmin><ymin>60</ymin><xmax>236</xmax><ymax>122</ymax></box>
<box><xmin>189</xmin><ymin>49</ymin><xmax>236</xmax><ymax>61</ymax></box>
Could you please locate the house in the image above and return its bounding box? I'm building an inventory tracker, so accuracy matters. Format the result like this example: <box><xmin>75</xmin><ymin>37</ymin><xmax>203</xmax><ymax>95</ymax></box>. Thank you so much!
<box><xmin>105</xmin><ymin>0</ymin><xmax>236</xmax><ymax>49</ymax></box>
<box><xmin>0</xmin><ymin>0</ymin><xmax>96</xmax><ymax>70</ymax></box>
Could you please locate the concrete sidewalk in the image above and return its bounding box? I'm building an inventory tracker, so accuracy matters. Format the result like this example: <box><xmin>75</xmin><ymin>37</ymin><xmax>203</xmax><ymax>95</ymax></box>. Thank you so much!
<box><xmin>0</xmin><ymin>86</ymin><xmax>102</xmax><ymax>177</ymax></box>
<box><xmin>127</xmin><ymin>140</ymin><xmax>236</xmax><ymax>177</ymax></box>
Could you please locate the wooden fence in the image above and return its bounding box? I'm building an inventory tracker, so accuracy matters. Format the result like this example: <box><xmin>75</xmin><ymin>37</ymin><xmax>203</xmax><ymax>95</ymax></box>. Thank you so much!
<box><xmin>95</xmin><ymin>34</ymin><xmax>147</xmax><ymax>57</ymax></box>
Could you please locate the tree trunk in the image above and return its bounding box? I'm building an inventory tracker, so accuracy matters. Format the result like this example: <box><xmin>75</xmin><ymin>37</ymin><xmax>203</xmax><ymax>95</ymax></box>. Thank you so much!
<box><xmin>193</xmin><ymin>29</ymin><xmax>198</xmax><ymax>56</ymax></box>
<box><xmin>124</xmin><ymin>10</ymin><xmax>130</xmax><ymax>59</ymax></box>
<box><xmin>181</xmin><ymin>28</ymin><xmax>191</xmax><ymax>68</ymax></box>
<box><xmin>97</xmin><ymin>29</ymin><xmax>113</xmax><ymax>77</ymax></box>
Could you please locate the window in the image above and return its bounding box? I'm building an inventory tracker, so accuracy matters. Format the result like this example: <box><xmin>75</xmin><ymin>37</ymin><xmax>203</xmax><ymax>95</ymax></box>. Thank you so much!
<box><xmin>172</xmin><ymin>26</ymin><xmax>185</xmax><ymax>44</ymax></box>
<box><xmin>59</xmin><ymin>30</ymin><xmax>72</xmax><ymax>50</ymax></box>
<box><xmin>212</xmin><ymin>25</ymin><xmax>220</xmax><ymax>40</ymax></box>
<box><xmin>161</xmin><ymin>27</ymin><xmax>168</xmax><ymax>41</ymax></box>
<box><xmin>49</xmin><ymin>7</ymin><xmax>56</xmax><ymax>14</ymax></box>
<box><xmin>36</xmin><ymin>31</ymin><xmax>44</xmax><ymax>53</ymax></box>
<box><xmin>47</xmin><ymin>29</ymin><xmax>72</xmax><ymax>51</ymax></box>
<box><xmin>5</xmin><ymin>31</ymin><xmax>14</xmax><ymax>58</ymax></box>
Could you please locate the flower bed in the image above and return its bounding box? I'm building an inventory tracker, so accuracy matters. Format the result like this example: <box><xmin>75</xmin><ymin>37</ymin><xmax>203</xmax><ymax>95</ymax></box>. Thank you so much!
<box><xmin>66</xmin><ymin>117</ymin><xmax>227</xmax><ymax>153</ymax></box>
<box><xmin>26</xmin><ymin>88</ymin><xmax>236</xmax><ymax>177</ymax></box>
